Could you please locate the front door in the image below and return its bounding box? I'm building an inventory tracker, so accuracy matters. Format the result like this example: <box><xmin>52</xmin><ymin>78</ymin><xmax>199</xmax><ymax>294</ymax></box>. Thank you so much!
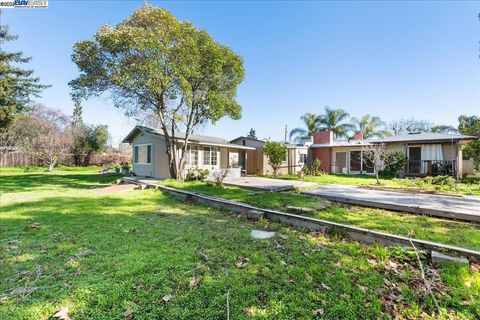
<box><xmin>408</xmin><ymin>147</ymin><xmax>421</xmax><ymax>174</ymax></box>
<box><xmin>239</xmin><ymin>151</ymin><xmax>246</xmax><ymax>170</ymax></box>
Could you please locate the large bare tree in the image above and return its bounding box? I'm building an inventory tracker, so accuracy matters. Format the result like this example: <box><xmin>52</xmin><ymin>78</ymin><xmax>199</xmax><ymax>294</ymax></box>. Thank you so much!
<box><xmin>69</xmin><ymin>6</ymin><xmax>244</xmax><ymax>179</ymax></box>
<box><xmin>16</xmin><ymin>105</ymin><xmax>73</xmax><ymax>171</ymax></box>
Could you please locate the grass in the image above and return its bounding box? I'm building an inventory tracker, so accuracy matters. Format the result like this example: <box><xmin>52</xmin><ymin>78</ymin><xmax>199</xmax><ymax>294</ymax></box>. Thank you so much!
<box><xmin>161</xmin><ymin>180</ymin><xmax>480</xmax><ymax>252</ymax></box>
<box><xmin>0</xmin><ymin>168</ymin><xmax>479</xmax><ymax>319</ymax></box>
<box><xmin>265</xmin><ymin>173</ymin><xmax>480</xmax><ymax>196</ymax></box>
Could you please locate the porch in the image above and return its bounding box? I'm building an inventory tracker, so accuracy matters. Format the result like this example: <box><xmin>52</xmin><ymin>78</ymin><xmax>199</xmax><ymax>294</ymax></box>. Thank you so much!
<box><xmin>183</xmin><ymin>143</ymin><xmax>255</xmax><ymax>179</ymax></box>
<box><xmin>406</xmin><ymin>160</ymin><xmax>457</xmax><ymax>177</ymax></box>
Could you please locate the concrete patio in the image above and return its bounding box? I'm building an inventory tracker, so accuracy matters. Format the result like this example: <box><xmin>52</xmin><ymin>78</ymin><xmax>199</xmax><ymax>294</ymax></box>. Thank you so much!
<box><xmin>304</xmin><ymin>185</ymin><xmax>480</xmax><ymax>223</ymax></box>
<box><xmin>222</xmin><ymin>176</ymin><xmax>317</xmax><ymax>192</ymax></box>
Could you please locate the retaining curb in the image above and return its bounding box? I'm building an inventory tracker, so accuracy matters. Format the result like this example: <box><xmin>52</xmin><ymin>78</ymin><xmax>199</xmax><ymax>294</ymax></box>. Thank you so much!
<box><xmin>121</xmin><ymin>178</ymin><xmax>480</xmax><ymax>260</ymax></box>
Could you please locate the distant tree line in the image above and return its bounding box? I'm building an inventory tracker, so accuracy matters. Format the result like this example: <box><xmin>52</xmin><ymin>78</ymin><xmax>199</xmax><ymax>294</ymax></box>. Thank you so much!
<box><xmin>0</xmin><ymin>21</ymin><xmax>110</xmax><ymax>171</ymax></box>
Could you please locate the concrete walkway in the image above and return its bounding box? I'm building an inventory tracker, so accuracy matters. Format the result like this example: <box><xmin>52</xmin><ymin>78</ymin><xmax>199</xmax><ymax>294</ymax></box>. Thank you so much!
<box><xmin>92</xmin><ymin>183</ymin><xmax>138</xmax><ymax>195</ymax></box>
<box><xmin>304</xmin><ymin>185</ymin><xmax>480</xmax><ymax>223</ymax></box>
<box><xmin>222</xmin><ymin>176</ymin><xmax>317</xmax><ymax>191</ymax></box>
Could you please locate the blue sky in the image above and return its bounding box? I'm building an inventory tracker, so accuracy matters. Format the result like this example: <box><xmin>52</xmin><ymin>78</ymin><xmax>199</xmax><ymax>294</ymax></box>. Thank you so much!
<box><xmin>3</xmin><ymin>1</ymin><xmax>479</xmax><ymax>145</ymax></box>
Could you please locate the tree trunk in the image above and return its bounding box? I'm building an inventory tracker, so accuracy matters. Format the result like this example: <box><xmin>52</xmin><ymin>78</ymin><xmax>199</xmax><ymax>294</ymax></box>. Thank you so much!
<box><xmin>47</xmin><ymin>159</ymin><xmax>56</xmax><ymax>172</ymax></box>
<box><xmin>73</xmin><ymin>154</ymin><xmax>81</xmax><ymax>166</ymax></box>
<box><xmin>83</xmin><ymin>153</ymin><xmax>92</xmax><ymax>166</ymax></box>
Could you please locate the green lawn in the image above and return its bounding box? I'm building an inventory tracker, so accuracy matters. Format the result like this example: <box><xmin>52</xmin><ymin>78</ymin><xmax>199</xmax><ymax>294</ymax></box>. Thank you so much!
<box><xmin>162</xmin><ymin>180</ymin><xmax>480</xmax><ymax>252</ymax></box>
<box><xmin>1</xmin><ymin>168</ymin><xmax>479</xmax><ymax>319</ymax></box>
<box><xmin>265</xmin><ymin>173</ymin><xmax>480</xmax><ymax>196</ymax></box>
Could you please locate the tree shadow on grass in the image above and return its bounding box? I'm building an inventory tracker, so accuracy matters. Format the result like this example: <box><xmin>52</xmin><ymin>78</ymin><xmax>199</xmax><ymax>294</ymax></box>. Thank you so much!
<box><xmin>0</xmin><ymin>173</ymin><xmax>124</xmax><ymax>194</ymax></box>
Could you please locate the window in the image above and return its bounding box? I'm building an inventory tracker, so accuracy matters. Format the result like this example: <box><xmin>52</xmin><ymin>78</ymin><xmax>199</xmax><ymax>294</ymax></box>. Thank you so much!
<box><xmin>229</xmin><ymin>152</ymin><xmax>239</xmax><ymax>168</ymax></box>
<box><xmin>134</xmin><ymin>145</ymin><xmax>151</xmax><ymax>164</ymax></box>
<box><xmin>299</xmin><ymin>153</ymin><xmax>307</xmax><ymax>164</ymax></box>
<box><xmin>350</xmin><ymin>151</ymin><xmax>361</xmax><ymax>172</ymax></box>
<box><xmin>362</xmin><ymin>151</ymin><xmax>375</xmax><ymax>174</ymax></box>
<box><xmin>188</xmin><ymin>146</ymin><xmax>199</xmax><ymax>166</ymax></box>
<box><xmin>203</xmin><ymin>147</ymin><xmax>218</xmax><ymax>166</ymax></box>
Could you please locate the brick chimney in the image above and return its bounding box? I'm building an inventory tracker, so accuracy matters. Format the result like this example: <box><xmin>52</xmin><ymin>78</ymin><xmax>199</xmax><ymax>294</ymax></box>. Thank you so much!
<box><xmin>313</xmin><ymin>130</ymin><xmax>334</xmax><ymax>144</ymax></box>
<box><xmin>353</xmin><ymin>131</ymin><xmax>364</xmax><ymax>141</ymax></box>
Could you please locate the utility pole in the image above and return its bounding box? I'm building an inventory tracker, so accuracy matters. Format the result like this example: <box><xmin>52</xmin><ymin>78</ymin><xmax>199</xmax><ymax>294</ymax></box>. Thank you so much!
<box><xmin>284</xmin><ymin>125</ymin><xmax>288</xmax><ymax>142</ymax></box>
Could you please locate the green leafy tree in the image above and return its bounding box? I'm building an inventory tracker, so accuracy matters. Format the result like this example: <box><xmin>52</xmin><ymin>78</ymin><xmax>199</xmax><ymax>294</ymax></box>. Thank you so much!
<box><xmin>0</xmin><ymin>21</ymin><xmax>49</xmax><ymax>128</ymax></box>
<box><xmin>317</xmin><ymin>107</ymin><xmax>353</xmax><ymax>139</ymax></box>
<box><xmin>289</xmin><ymin>113</ymin><xmax>320</xmax><ymax>143</ymax></box>
<box><xmin>263</xmin><ymin>141</ymin><xmax>287</xmax><ymax>176</ymax></box>
<box><xmin>247</xmin><ymin>128</ymin><xmax>257</xmax><ymax>139</ymax></box>
<box><xmin>83</xmin><ymin>125</ymin><xmax>109</xmax><ymax>166</ymax></box>
<box><xmin>351</xmin><ymin>114</ymin><xmax>390</xmax><ymax>139</ymax></box>
<box><xmin>70</xmin><ymin>102</ymin><xmax>88</xmax><ymax>166</ymax></box>
<box><xmin>458</xmin><ymin>115</ymin><xmax>480</xmax><ymax>162</ymax></box>
<box><xmin>69</xmin><ymin>5</ymin><xmax>244</xmax><ymax>179</ymax></box>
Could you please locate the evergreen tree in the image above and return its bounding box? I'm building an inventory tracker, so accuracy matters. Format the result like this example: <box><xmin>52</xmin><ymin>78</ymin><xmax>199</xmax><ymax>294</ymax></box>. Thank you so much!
<box><xmin>247</xmin><ymin>128</ymin><xmax>257</xmax><ymax>139</ymax></box>
<box><xmin>0</xmin><ymin>20</ymin><xmax>49</xmax><ymax>127</ymax></box>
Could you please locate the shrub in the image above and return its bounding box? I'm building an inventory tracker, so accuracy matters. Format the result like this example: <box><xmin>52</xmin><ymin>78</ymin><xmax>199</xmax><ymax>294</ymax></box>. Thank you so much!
<box><xmin>185</xmin><ymin>168</ymin><xmax>210</xmax><ymax>181</ymax></box>
<box><xmin>263</xmin><ymin>141</ymin><xmax>287</xmax><ymax>176</ymax></box>
<box><xmin>197</xmin><ymin>168</ymin><xmax>210</xmax><ymax>181</ymax></box>
<box><xmin>302</xmin><ymin>159</ymin><xmax>324</xmax><ymax>176</ymax></box>
<box><xmin>185</xmin><ymin>171</ymin><xmax>197</xmax><ymax>182</ymax></box>
<box><xmin>114</xmin><ymin>164</ymin><xmax>121</xmax><ymax>173</ymax></box>
<box><xmin>380</xmin><ymin>151</ymin><xmax>407</xmax><ymax>177</ymax></box>
<box><xmin>121</xmin><ymin>162</ymin><xmax>131</xmax><ymax>172</ymax></box>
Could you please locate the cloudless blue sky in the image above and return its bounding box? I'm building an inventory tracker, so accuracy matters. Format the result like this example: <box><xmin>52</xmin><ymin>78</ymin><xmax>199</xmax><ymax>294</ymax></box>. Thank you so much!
<box><xmin>3</xmin><ymin>1</ymin><xmax>480</xmax><ymax>145</ymax></box>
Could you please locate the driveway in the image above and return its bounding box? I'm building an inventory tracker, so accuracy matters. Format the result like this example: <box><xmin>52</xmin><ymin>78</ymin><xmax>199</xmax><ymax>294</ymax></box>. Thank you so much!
<box><xmin>304</xmin><ymin>185</ymin><xmax>480</xmax><ymax>223</ymax></box>
<box><xmin>222</xmin><ymin>176</ymin><xmax>317</xmax><ymax>192</ymax></box>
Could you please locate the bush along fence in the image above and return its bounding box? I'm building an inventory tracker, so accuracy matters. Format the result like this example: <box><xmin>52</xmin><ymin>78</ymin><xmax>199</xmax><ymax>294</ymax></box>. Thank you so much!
<box><xmin>0</xmin><ymin>151</ymin><xmax>130</xmax><ymax>167</ymax></box>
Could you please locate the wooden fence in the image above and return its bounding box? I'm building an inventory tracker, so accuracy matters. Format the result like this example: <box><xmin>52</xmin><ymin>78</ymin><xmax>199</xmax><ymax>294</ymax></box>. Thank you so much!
<box><xmin>0</xmin><ymin>151</ymin><xmax>131</xmax><ymax>167</ymax></box>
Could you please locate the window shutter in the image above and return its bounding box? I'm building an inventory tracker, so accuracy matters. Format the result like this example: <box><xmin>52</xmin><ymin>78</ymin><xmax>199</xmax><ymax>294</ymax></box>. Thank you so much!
<box><xmin>134</xmin><ymin>146</ymin><xmax>139</xmax><ymax>163</ymax></box>
<box><xmin>147</xmin><ymin>145</ymin><xmax>152</xmax><ymax>163</ymax></box>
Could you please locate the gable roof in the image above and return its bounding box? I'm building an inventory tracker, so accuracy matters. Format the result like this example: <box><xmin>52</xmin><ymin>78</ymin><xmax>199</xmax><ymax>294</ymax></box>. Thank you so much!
<box><xmin>122</xmin><ymin>125</ymin><xmax>255</xmax><ymax>149</ymax></box>
<box><xmin>375</xmin><ymin>132</ymin><xmax>476</xmax><ymax>143</ymax></box>
<box><xmin>230</xmin><ymin>136</ymin><xmax>265</xmax><ymax>144</ymax></box>
<box><xmin>311</xmin><ymin>132</ymin><xmax>476</xmax><ymax>148</ymax></box>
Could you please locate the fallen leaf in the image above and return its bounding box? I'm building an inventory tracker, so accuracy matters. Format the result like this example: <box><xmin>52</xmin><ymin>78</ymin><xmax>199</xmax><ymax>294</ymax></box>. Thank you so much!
<box><xmin>124</xmin><ymin>307</ymin><xmax>133</xmax><ymax>319</ymax></box>
<box><xmin>357</xmin><ymin>285</ymin><xmax>368</xmax><ymax>293</ymax></box>
<box><xmin>53</xmin><ymin>307</ymin><xmax>71</xmax><ymax>320</ymax></box>
<box><xmin>321</xmin><ymin>283</ymin><xmax>331</xmax><ymax>291</ymax></box>
<box><xmin>236</xmin><ymin>257</ymin><xmax>249</xmax><ymax>268</ymax></box>
<box><xmin>189</xmin><ymin>277</ymin><xmax>200</xmax><ymax>289</ymax></box>
<box><xmin>76</xmin><ymin>249</ymin><xmax>93</xmax><ymax>258</ymax></box>
<box><xmin>162</xmin><ymin>294</ymin><xmax>172</xmax><ymax>302</ymax></box>
<box><xmin>313</xmin><ymin>308</ymin><xmax>324</xmax><ymax>316</ymax></box>
<box><xmin>244</xmin><ymin>308</ymin><xmax>254</xmax><ymax>316</ymax></box>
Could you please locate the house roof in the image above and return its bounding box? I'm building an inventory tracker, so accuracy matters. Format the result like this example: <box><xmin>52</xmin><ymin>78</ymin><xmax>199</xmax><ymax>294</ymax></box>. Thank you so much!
<box><xmin>122</xmin><ymin>126</ymin><xmax>255</xmax><ymax>150</ymax></box>
<box><xmin>375</xmin><ymin>132</ymin><xmax>476</xmax><ymax>144</ymax></box>
<box><xmin>311</xmin><ymin>132</ymin><xmax>476</xmax><ymax>148</ymax></box>
<box><xmin>230</xmin><ymin>136</ymin><xmax>265</xmax><ymax>144</ymax></box>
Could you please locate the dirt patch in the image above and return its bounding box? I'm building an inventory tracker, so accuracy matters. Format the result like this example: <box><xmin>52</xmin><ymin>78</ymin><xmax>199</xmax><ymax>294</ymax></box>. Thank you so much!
<box><xmin>92</xmin><ymin>184</ymin><xmax>138</xmax><ymax>195</ymax></box>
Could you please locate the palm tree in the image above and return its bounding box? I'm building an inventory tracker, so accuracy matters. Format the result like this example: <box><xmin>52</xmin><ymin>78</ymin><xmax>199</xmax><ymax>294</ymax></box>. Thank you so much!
<box><xmin>317</xmin><ymin>107</ymin><xmax>353</xmax><ymax>139</ymax></box>
<box><xmin>351</xmin><ymin>114</ymin><xmax>390</xmax><ymax>139</ymax></box>
<box><xmin>289</xmin><ymin>113</ymin><xmax>320</xmax><ymax>143</ymax></box>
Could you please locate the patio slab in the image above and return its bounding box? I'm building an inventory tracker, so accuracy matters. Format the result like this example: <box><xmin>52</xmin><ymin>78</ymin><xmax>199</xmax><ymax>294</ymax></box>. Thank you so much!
<box><xmin>221</xmin><ymin>176</ymin><xmax>317</xmax><ymax>192</ymax></box>
<box><xmin>304</xmin><ymin>185</ymin><xmax>480</xmax><ymax>223</ymax></box>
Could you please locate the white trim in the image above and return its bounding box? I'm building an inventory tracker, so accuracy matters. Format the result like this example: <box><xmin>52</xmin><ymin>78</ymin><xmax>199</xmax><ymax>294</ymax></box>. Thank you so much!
<box><xmin>134</xmin><ymin>143</ymin><xmax>152</xmax><ymax>165</ymax></box>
